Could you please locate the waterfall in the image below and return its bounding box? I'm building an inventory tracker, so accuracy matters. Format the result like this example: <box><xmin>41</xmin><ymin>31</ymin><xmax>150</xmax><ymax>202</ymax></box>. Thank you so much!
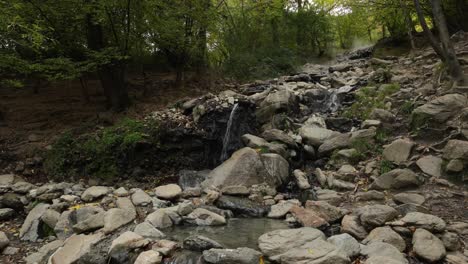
<box><xmin>220</xmin><ymin>103</ymin><xmax>239</xmax><ymax>161</ymax></box>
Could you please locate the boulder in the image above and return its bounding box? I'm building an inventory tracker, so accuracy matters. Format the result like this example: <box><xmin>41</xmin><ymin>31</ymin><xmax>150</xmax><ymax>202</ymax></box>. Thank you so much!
<box><xmin>154</xmin><ymin>184</ymin><xmax>182</xmax><ymax>200</ymax></box>
<box><xmin>416</xmin><ymin>155</ymin><xmax>443</xmax><ymax>177</ymax></box>
<box><xmin>293</xmin><ymin>169</ymin><xmax>311</xmax><ymax>190</ymax></box>
<box><xmin>441</xmin><ymin>231</ymin><xmax>460</xmax><ymax>251</ymax></box>
<box><xmin>268</xmin><ymin>199</ymin><xmax>301</xmax><ymax>218</ymax></box>
<box><xmin>215</xmin><ymin>195</ymin><xmax>268</xmax><ymax>217</ymax></box>
<box><xmin>1</xmin><ymin>193</ymin><xmax>24</xmax><ymax>210</ymax></box>
<box><xmin>382</xmin><ymin>139</ymin><xmax>415</xmax><ymax>164</ymax></box>
<box><xmin>48</xmin><ymin>233</ymin><xmax>104</xmax><ymax>264</ymax></box>
<box><xmin>299</xmin><ymin>126</ymin><xmax>339</xmax><ymax>146</ymax></box>
<box><xmin>0</xmin><ymin>231</ymin><xmax>9</xmax><ymax>250</ymax></box>
<box><xmin>0</xmin><ymin>208</ymin><xmax>15</xmax><ymax>220</ymax></box>
<box><xmin>363</xmin><ymin>226</ymin><xmax>406</xmax><ymax>252</ymax></box>
<box><xmin>371</xmin><ymin>169</ymin><xmax>422</xmax><ymax>190</ymax></box>
<box><xmin>54</xmin><ymin>211</ymin><xmax>73</xmax><ymax>240</ymax></box>
<box><xmin>80</xmin><ymin>186</ymin><xmax>109</xmax><ymax>202</ymax></box>
<box><xmin>114</xmin><ymin>187</ymin><xmax>129</xmax><ymax>197</ymax></box>
<box><xmin>370</xmin><ymin>108</ymin><xmax>395</xmax><ymax>123</ymax></box>
<box><xmin>327</xmin><ymin>233</ymin><xmax>360</xmax><ymax>258</ymax></box>
<box><xmin>341</xmin><ymin>215</ymin><xmax>368</xmax><ymax>239</ymax></box>
<box><xmin>360</xmin><ymin>242</ymin><xmax>408</xmax><ymax>264</ymax></box>
<box><xmin>412</xmin><ymin>228</ymin><xmax>446</xmax><ymax>262</ymax></box>
<box><xmin>412</xmin><ymin>94</ymin><xmax>467</xmax><ymax>123</ymax></box>
<box><xmin>289</xmin><ymin>205</ymin><xmax>328</xmax><ymax>228</ymax></box>
<box><xmin>146</xmin><ymin>210</ymin><xmax>173</xmax><ymax>229</ymax></box>
<box><xmin>393</xmin><ymin>193</ymin><xmax>425</xmax><ymax>205</ymax></box>
<box><xmin>183</xmin><ymin>235</ymin><xmax>223</xmax><ymax>251</ymax></box>
<box><xmin>41</xmin><ymin>209</ymin><xmax>61</xmax><ymax>229</ymax></box>
<box><xmin>261</xmin><ymin>129</ymin><xmax>298</xmax><ymax>148</ymax></box>
<box><xmin>103</xmin><ymin>207</ymin><xmax>136</xmax><ymax>234</ymax></box>
<box><xmin>134</xmin><ymin>222</ymin><xmax>166</xmax><ymax>239</ymax></box>
<box><xmin>132</xmin><ymin>189</ymin><xmax>153</xmax><ymax>206</ymax></box>
<box><xmin>355</xmin><ymin>190</ymin><xmax>385</xmax><ymax>201</ymax></box>
<box><xmin>108</xmin><ymin>231</ymin><xmax>149</xmax><ymax>261</ymax></box>
<box><xmin>134</xmin><ymin>250</ymin><xmax>162</xmax><ymax>264</ymax></box>
<box><xmin>260</xmin><ymin>153</ymin><xmax>289</xmax><ymax>186</ymax></box>
<box><xmin>356</xmin><ymin>204</ymin><xmax>398</xmax><ymax>228</ymax></box>
<box><xmin>221</xmin><ymin>185</ymin><xmax>250</xmax><ymax>196</ymax></box>
<box><xmin>72</xmin><ymin>211</ymin><xmax>105</xmax><ymax>234</ymax></box>
<box><xmin>443</xmin><ymin>140</ymin><xmax>468</xmax><ymax>160</ymax></box>
<box><xmin>388</xmin><ymin>212</ymin><xmax>446</xmax><ymax>232</ymax></box>
<box><xmin>318</xmin><ymin>133</ymin><xmax>352</xmax><ymax>155</ymax></box>
<box><xmin>256</xmin><ymin>89</ymin><xmax>298</xmax><ymax>123</ymax></box>
<box><xmin>279</xmin><ymin>239</ymin><xmax>350</xmax><ymax>264</ymax></box>
<box><xmin>185</xmin><ymin>208</ymin><xmax>226</xmax><ymax>226</ymax></box>
<box><xmin>20</xmin><ymin>203</ymin><xmax>50</xmax><ymax>242</ymax></box>
<box><xmin>203</xmin><ymin>247</ymin><xmax>263</xmax><ymax>264</ymax></box>
<box><xmin>25</xmin><ymin>240</ymin><xmax>64</xmax><ymax>264</ymax></box>
<box><xmin>241</xmin><ymin>134</ymin><xmax>287</xmax><ymax>157</ymax></box>
<box><xmin>305</xmin><ymin>200</ymin><xmax>345</xmax><ymax>222</ymax></box>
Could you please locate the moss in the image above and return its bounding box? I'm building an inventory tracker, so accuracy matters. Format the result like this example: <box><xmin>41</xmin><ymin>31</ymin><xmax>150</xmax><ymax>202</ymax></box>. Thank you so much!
<box><xmin>379</xmin><ymin>159</ymin><xmax>395</xmax><ymax>174</ymax></box>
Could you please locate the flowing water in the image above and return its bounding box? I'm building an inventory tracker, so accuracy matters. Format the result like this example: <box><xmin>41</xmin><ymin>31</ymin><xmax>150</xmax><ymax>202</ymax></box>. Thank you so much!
<box><xmin>220</xmin><ymin>103</ymin><xmax>239</xmax><ymax>161</ymax></box>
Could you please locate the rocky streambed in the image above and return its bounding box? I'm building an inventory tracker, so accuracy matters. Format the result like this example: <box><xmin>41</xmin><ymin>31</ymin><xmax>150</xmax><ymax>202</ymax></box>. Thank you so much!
<box><xmin>1</xmin><ymin>34</ymin><xmax>468</xmax><ymax>264</ymax></box>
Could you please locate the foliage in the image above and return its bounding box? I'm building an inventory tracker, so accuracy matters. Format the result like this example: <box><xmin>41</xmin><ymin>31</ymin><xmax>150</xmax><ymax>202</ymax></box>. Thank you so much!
<box><xmin>343</xmin><ymin>83</ymin><xmax>400</xmax><ymax>119</ymax></box>
<box><xmin>379</xmin><ymin>159</ymin><xmax>395</xmax><ymax>174</ymax></box>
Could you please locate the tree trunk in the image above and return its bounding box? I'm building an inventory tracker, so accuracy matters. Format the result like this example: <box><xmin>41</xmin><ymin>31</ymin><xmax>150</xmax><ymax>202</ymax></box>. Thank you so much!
<box><xmin>430</xmin><ymin>0</ymin><xmax>465</xmax><ymax>83</ymax></box>
<box><xmin>400</xmin><ymin>0</ymin><xmax>416</xmax><ymax>49</ymax></box>
<box><xmin>413</xmin><ymin>0</ymin><xmax>446</xmax><ymax>59</ymax></box>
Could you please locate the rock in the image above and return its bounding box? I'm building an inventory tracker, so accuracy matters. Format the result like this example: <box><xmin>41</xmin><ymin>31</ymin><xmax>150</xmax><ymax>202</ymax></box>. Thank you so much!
<box><xmin>365</xmin><ymin>256</ymin><xmax>407</xmax><ymax>264</ymax></box>
<box><xmin>441</xmin><ymin>231</ymin><xmax>460</xmax><ymax>251</ymax></box>
<box><xmin>371</xmin><ymin>169</ymin><xmax>422</xmax><ymax>190</ymax></box>
<box><xmin>382</xmin><ymin>139</ymin><xmax>415</xmax><ymax>164</ymax></box>
<box><xmin>261</xmin><ymin>129</ymin><xmax>298</xmax><ymax>148</ymax></box>
<box><xmin>416</xmin><ymin>155</ymin><xmax>442</xmax><ymax>177</ymax></box>
<box><xmin>134</xmin><ymin>222</ymin><xmax>166</xmax><ymax>239</ymax></box>
<box><xmin>412</xmin><ymin>228</ymin><xmax>446</xmax><ymax>262</ymax></box>
<box><xmin>256</xmin><ymin>89</ymin><xmax>298</xmax><ymax>123</ymax></box>
<box><xmin>363</xmin><ymin>226</ymin><xmax>406</xmax><ymax>252</ymax></box>
<box><xmin>289</xmin><ymin>205</ymin><xmax>328</xmax><ymax>228</ymax></box>
<box><xmin>318</xmin><ymin>133</ymin><xmax>352</xmax><ymax>155</ymax></box>
<box><xmin>0</xmin><ymin>174</ymin><xmax>23</xmax><ymax>186</ymax></box>
<box><xmin>443</xmin><ymin>140</ymin><xmax>468</xmax><ymax>160</ymax></box>
<box><xmin>103</xmin><ymin>207</ymin><xmax>136</xmax><ymax>234</ymax></box>
<box><xmin>48</xmin><ymin>233</ymin><xmax>104</xmax><ymax>264</ymax></box>
<box><xmin>81</xmin><ymin>186</ymin><xmax>109</xmax><ymax>202</ymax></box>
<box><xmin>260</xmin><ymin>153</ymin><xmax>289</xmax><ymax>186</ymax></box>
<box><xmin>20</xmin><ymin>203</ymin><xmax>50</xmax><ymax>242</ymax></box>
<box><xmin>447</xmin><ymin>222</ymin><xmax>468</xmax><ymax>235</ymax></box>
<box><xmin>412</xmin><ymin>94</ymin><xmax>467</xmax><ymax>123</ymax></box>
<box><xmin>2</xmin><ymin>246</ymin><xmax>19</xmax><ymax>255</ymax></box>
<box><xmin>54</xmin><ymin>211</ymin><xmax>73</xmax><ymax>240</ymax></box>
<box><xmin>41</xmin><ymin>209</ymin><xmax>61</xmax><ymax>229</ymax></box>
<box><xmin>134</xmin><ymin>250</ymin><xmax>162</xmax><ymax>264</ymax></box>
<box><xmin>299</xmin><ymin>126</ymin><xmax>339</xmax><ymax>146</ymax></box>
<box><xmin>241</xmin><ymin>134</ymin><xmax>287</xmax><ymax>157</ymax></box>
<box><xmin>151</xmin><ymin>239</ymin><xmax>178</xmax><ymax>256</ymax></box>
<box><xmin>393</xmin><ymin>193</ymin><xmax>425</xmax><ymax>205</ymax></box>
<box><xmin>362</xmin><ymin>119</ymin><xmax>381</xmax><ymax>129</ymax></box>
<box><xmin>202</xmin><ymin>147</ymin><xmax>271</xmax><ymax>188</ymax></box>
<box><xmin>183</xmin><ymin>235</ymin><xmax>223</xmax><ymax>251</ymax></box>
<box><xmin>146</xmin><ymin>210</ymin><xmax>173</xmax><ymax>229</ymax></box>
<box><xmin>221</xmin><ymin>185</ymin><xmax>250</xmax><ymax>196</ymax></box>
<box><xmin>108</xmin><ymin>231</ymin><xmax>149</xmax><ymax>259</ymax></box>
<box><xmin>215</xmin><ymin>195</ymin><xmax>268</xmax><ymax>217</ymax></box>
<box><xmin>395</xmin><ymin>203</ymin><xmax>430</xmax><ymax>215</ymax></box>
<box><xmin>2</xmin><ymin>193</ymin><xmax>24</xmax><ymax>210</ymax></box>
<box><xmin>258</xmin><ymin>227</ymin><xmax>325</xmax><ymax>260</ymax></box>
<box><xmin>360</xmin><ymin>242</ymin><xmax>408</xmax><ymax>264</ymax></box>
<box><xmin>154</xmin><ymin>184</ymin><xmax>182</xmax><ymax>200</ymax></box>
<box><xmin>316</xmin><ymin>189</ymin><xmax>343</xmax><ymax>206</ymax></box>
<box><xmin>327</xmin><ymin>233</ymin><xmax>360</xmax><ymax>258</ymax></box>
<box><xmin>185</xmin><ymin>208</ymin><xmax>226</xmax><ymax>226</ymax></box>
<box><xmin>341</xmin><ymin>215</ymin><xmax>368</xmax><ymax>239</ymax></box>
<box><xmin>132</xmin><ymin>189</ymin><xmax>152</xmax><ymax>206</ymax></box>
<box><xmin>305</xmin><ymin>200</ymin><xmax>345</xmax><ymax>222</ymax></box>
<box><xmin>370</xmin><ymin>108</ymin><xmax>395</xmax><ymax>123</ymax></box>
<box><xmin>0</xmin><ymin>231</ymin><xmax>9</xmax><ymax>250</ymax></box>
<box><xmin>72</xmin><ymin>211</ymin><xmax>105</xmax><ymax>233</ymax></box>
<box><xmin>203</xmin><ymin>247</ymin><xmax>263</xmax><ymax>264</ymax></box>
<box><xmin>177</xmin><ymin>201</ymin><xmax>195</xmax><ymax>216</ymax></box>
<box><xmin>356</xmin><ymin>204</ymin><xmax>398</xmax><ymax>228</ymax></box>
<box><xmin>446</xmin><ymin>159</ymin><xmax>464</xmax><ymax>173</ymax></box>
<box><xmin>0</xmin><ymin>208</ymin><xmax>14</xmax><ymax>220</ymax></box>
<box><xmin>178</xmin><ymin>170</ymin><xmax>210</xmax><ymax>190</ymax></box>
<box><xmin>267</xmin><ymin>199</ymin><xmax>300</xmax><ymax>218</ymax></box>
<box><xmin>388</xmin><ymin>212</ymin><xmax>446</xmax><ymax>232</ymax></box>
<box><xmin>293</xmin><ymin>169</ymin><xmax>311</xmax><ymax>190</ymax></box>
<box><xmin>11</xmin><ymin>181</ymin><xmax>35</xmax><ymax>193</ymax></box>
<box><xmin>114</xmin><ymin>187</ymin><xmax>129</xmax><ymax>197</ymax></box>
<box><xmin>355</xmin><ymin>190</ymin><xmax>386</xmax><ymax>201</ymax></box>
<box><xmin>25</xmin><ymin>240</ymin><xmax>64</xmax><ymax>264</ymax></box>
<box><xmin>279</xmin><ymin>238</ymin><xmax>350</xmax><ymax>264</ymax></box>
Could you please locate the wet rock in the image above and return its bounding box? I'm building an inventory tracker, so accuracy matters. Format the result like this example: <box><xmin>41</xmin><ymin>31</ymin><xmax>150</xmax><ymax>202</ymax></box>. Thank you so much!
<box><xmin>177</xmin><ymin>201</ymin><xmax>195</xmax><ymax>216</ymax></box>
<box><xmin>154</xmin><ymin>184</ymin><xmax>182</xmax><ymax>200</ymax></box>
<box><xmin>341</xmin><ymin>215</ymin><xmax>368</xmax><ymax>239</ymax></box>
<box><xmin>382</xmin><ymin>139</ymin><xmax>415</xmax><ymax>164</ymax></box>
<box><xmin>25</xmin><ymin>240</ymin><xmax>64</xmax><ymax>264</ymax></box>
<box><xmin>241</xmin><ymin>134</ymin><xmax>287</xmax><ymax>157</ymax></box>
<box><xmin>221</xmin><ymin>185</ymin><xmax>250</xmax><ymax>196</ymax></box>
<box><xmin>260</xmin><ymin>153</ymin><xmax>289</xmax><ymax>186</ymax></box>
<box><xmin>258</xmin><ymin>227</ymin><xmax>325</xmax><ymax>260</ymax></box>
<box><xmin>215</xmin><ymin>195</ymin><xmax>268</xmax><ymax>217</ymax></box>
<box><xmin>412</xmin><ymin>93</ymin><xmax>467</xmax><ymax>123</ymax></box>
<box><xmin>389</xmin><ymin>212</ymin><xmax>446</xmax><ymax>232</ymax></box>
<box><xmin>416</xmin><ymin>155</ymin><xmax>442</xmax><ymax>177</ymax></box>
<box><xmin>393</xmin><ymin>193</ymin><xmax>425</xmax><ymax>205</ymax></box>
<box><xmin>203</xmin><ymin>247</ymin><xmax>262</xmax><ymax>264</ymax></box>
<box><xmin>0</xmin><ymin>231</ymin><xmax>9</xmax><ymax>250</ymax></box>
<box><xmin>267</xmin><ymin>199</ymin><xmax>300</xmax><ymax>218</ymax></box>
<box><xmin>441</xmin><ymin>231</ymin><xmax>460</xmax><ymax>251</ymax></box>
<box><xmin>299</xmin><ymin>126</ymin><xmax>339</xmax><ymax>146</ymax></box>
<box><xmin>152</xmin><ymin>239</ymin><xmax>178</xmax><ymax>256</ymax></box>
<box><xmin>360</xmin><ymin>242</ymin><xmax>408</xmax><ymax>264</ymax></box>
<box><xmin>81</xmin><ymin>186</ymin><xmax>109</xmax><ymax>202</ymax></box>
<box><xmin>185</xmin><ymin>208</ymin><xmax>226</xmax><ymax>226</ymax></box>
<box><xmin>356</xmin><ymin>204</ymin><xmax>398</xmax><ymax>228</ymax></box>
<box><xmin>183</xmin><ymin>235</ymin><xmax>223</xmax><ymax>251</ymax></box>
<box><xmin>146</xmin><ymin>210</ymin><xmax>173</xmax><ymax>229</ymax></box>
<box><xmin>412</xmin><ymin>228</ymin><xmax>446</xmax><ymax>262</ymax></box>
<box><xmin>289</xmin><ymin>205</ymin><xmax>328</xmax><ymax>228</ymax></box>
<box><xmin>355</xmin><ymin>190</ymin><xmax>385</xmax><ymax>201</ymax></box>
<box><xmin>20</xmin><ymin>203</ymin><xmax>50</xmax><ymax>242</ymax></box>
<box><xmin>48</xmin><ymin>233</ymin><xmax>104</xmax><ymax>264</ymax></box>
<box><xmin>327</xmin><ymin>233</ymin><xmax>360</xmax><ymax>258</ymax></box>
<box><xmin>0</xmin><ymin>208</ymin><xmax>14</xmax><ymax>220</ymax></box>
<box><xmin>132</xmin><ymin>189</ymin><xmax>152</xmax><ymax>206</ymax></box>
<box><xmin>305</xmin><ymin>200</ymin><xmax>345</xmax><ymax>222</ymax></box>
<box><xmin>109</xmin><ymin>231</ymin><xmax>149</xmax><ymax>262</ymax></box>
<box><xmin>134</xmin><ymin>250</ymin><xmax>162</xmax><ymax>264</ymax></box>
<box><xmin>293</xmin><ymin>169</ymin><xmax>311</xmax><ymax>190</ymax></box>
<box><xmin>371</xmin><ymin>169</ymin><xmax>422</xmax><ymax>190</ymax></box>
<box><xmin>363</xmin><ymin>226</ymin><xmax>406</xmax><ymax>252</ymax></box>
<box><xmin>261</xmin><ymin>129</ymin><xmax>298</xmax><ymax>148</ymax></box>
<box><xmin>256</xmin><ymin>89</ymin><xmax>298</xmax><ymax>123</ymax></box>
<box><xmin>134</xmin><ymin>222</ymin><xmax>165</xmax><ymax>240</ymax></box>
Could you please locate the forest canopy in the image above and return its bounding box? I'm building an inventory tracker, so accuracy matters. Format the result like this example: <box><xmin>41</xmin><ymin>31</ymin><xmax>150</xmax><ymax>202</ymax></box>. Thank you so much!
<box><xmin>0</xmin><ymin>0</ymin><xmax>467</xmax><ymax>109</ymax></box>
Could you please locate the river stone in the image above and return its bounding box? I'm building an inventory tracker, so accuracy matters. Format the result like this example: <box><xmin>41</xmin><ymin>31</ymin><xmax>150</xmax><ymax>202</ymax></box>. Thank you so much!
<box><xmin>183</xmin><ymin>235</ymin><xmax>223</xmax><ymax>251</ymax></box>
<box><xmin>382</xmin><ymin>139</ymin><xmax>415</xmax><ymax>164</ymax></box>
<box><xmin>73</xmin><ymin>211</ymin><xmax>105</xmax><ymax>233</ymax></box>
<box><xmin>279</xmin><ymin>238</ymin><xmax>350</xmax><ymax>264</ymax></box>
<box><xmin>114</xmin><ymin>187</ymin><xmax>129</xmax><ymax>197</ymax></box>
<box><xmin>412</xmin><ymin>93</ymin><xmax>467</xmax><ymax>123</ymax></box>
<box><xmin>134</xmin><ymin>250</ymin><xmax>162</xmax><ymax>264</ymax></box>
<box><xmin>81</xmin><ymin>186</ymin><xmax>109</xmax><ymax>202</ymax></box>
<box><xmin>241</xmin><ymin>134</ymin><xmax>287</xmax><ymax>157</ymax></box>
<box><xmin>108</xmin><ymin>231</ymin><xmax>149</xmax><ymax>258</ymax></box>
<box><xmin>316</xmin><ymin>189</ymin><xmax>343</xmax><ymax>206</ymax></box>
<box><xmin>203</xmin><ymin>247</ymin><xmax>262</xmax><ymax>264</ymax></box>
<box><xmin>388</xmin><ymin>212</ymin><xmax>446</xmax><ymax>232</ymax></box>
<box><xmin>215</xmin><ymin>195</ymin><xmax>268</xmax><ymax>217</ymax></box>
<box><xmin>202</xmin><ymin>147</ymin><xmax>272</xmax><ymax>188</ymax></box>
<box><xmin>393</xmin><ymin>193</ymin><xmax>425</xmax><ymax>205</ymax></box>
<box><xmin>1</xmin><ymin>193</ymin><xmax>24</xmax><ymax>210</ymax></box>
<box><xmin>299</xmin><ymin>126</ymin><xmax>339</xmax><ymax>146</ymax></box>
<box><xmin>0</xmin><ymin>208</ymin><xmax>15</xmax><ymax>220</ymax></box>
<box><xmin>363</xmin><ymin>226</ymin><xmax>406</xmax><ymax>252</ymax></box>
<box><xmin>416</xmin><ymin>155</ymin><xmax>442</xmax><ymax>177</ymax></box>
<box><xmin>221</xmin><ymin>185</ymin><xmax>250</xmax><ymax>196</ymax></box>
<box><xmin>48</xmin><ymin>233</ymin><xmax>104</xmax><ymax>264</ymax></box>
<box><xmin>305</xmin><ymin>200</ymin><xmax>345</xmax><ymax>222</ymax></box>
<box><xmin>261</xmin><ymin>129</ymin><xmax>298</xmax><ymax>148</ymax></box>
<box><xmin>256</xmin><ymin>89</ymin><xmax>297</xmax><ymax>123</ymax></box>
<box><xmin>0</xmin><ymin>231</ymin><xmax>9</xmax><ymax>250</ymax></box>
<box><xmin>260</xmin><ymin>153</ymin><xmax>289</xmax><ymax>186</ymax></box>
<box><xmin>267</xmin><ymin>199</ymin><xmax>301</xmax><ymax>218</ymax></box>
<box><xmin>11</xmin><ymin>181</ymin><xmax>35</xmax><ymax>194</ymax></box>
<box><xmin>54</xmin><ymin>211</ymin><xmax>73</xmax><ymax>240</ymax></box>
<box><xmin>154</xmin><ymin>184</ymin><xmax>182</xmax><ymax>200</ymax></box>
<box><xmin>365</xmin><ymin>256</ymin><xmax>407</xmax><ymax>264</ymax></box>
<box><xmin>355</xmin><ymin>190</ymin><xmax>385</xmax><ymax>201</ymax></box>
<box><xmin>134</xmin><ymin>222</ymin><xmax>166</xmax><ymax>239</ymax></box>
<box><xmin>395</xmin><ymin>204</ymin><xmax>430</xmax><ymax>215</ymax></box>
<box><xmin>341</xmin><ymin>215</ymin><xmax>368</xmax><ymax>239</ymax></box>
<box><xmin>356</xmin><ymin>204</ymin><xmax>398</xmax><ymax>228</ymax></box>
<box><xmin>441</xmin><ymin>231</ymin><xmax>460</xmax><ymax>251</ymax></box>
<box><xmin>318</xmin><ymin>133</ymin><xmax>352</xmax><ymax>155</ymax></box>
<box><xmin>290</xmin><ymin>205</ymin><xmax>328</xmax><ymax>228</ymax></box>
<box><xmin>327</xmin><ymin>233</ymin><xmax>360</xmax><ymax>258</ymax></box>
<box><xmin>360</xmin><ymin>242</ymin><xmax>408</xmax><ymax>264</ymax></box>
<box><xmin>20</xmin><ymin>203</ymin><xmax>50</xmax><ymax>242</ymax></box>
<box><xmin>41</xmin><ymin>209</ymin><xmax>60</xmax><ymax>229</ymax></box>
<box><xmin>132</xmin><ymin>189</ymin><xmax>152</xmax><ymax>206</ymax></box>
<box><xmin>0</xmin><ymin>174</ymin><xmax>24</xmax><ymax>186</ymax></box>
<box><xmin>258</xmin><ymin>227</ymin><xmax>325</xmax><ymax>260</ymax></box>
<box><xmin>446</xmin><ymin>159</ymin><xmax>464</xmax><ymax>173</ymax></box>
<box><xmin>146</xmin><ymin>210</ymin><xmax>173</xmax><ymax>229</ymax></box>
<box><xmin>25</xmin><ymin>240</ymin><xmax>64</xmax><ymax>264</ymax></box>
<box><xmin>370</xmin><ymin>108</ymin><xmax>395</xmax><ymax>123</ymax></box>
<box><xmin>443</xmin><ymin>140</ymin><xmax>468</xmax><ymax>160</ymax></box>
<box><xmin>371</xmin><ymin>169</ymin><xmax>422</xmax><ymax>190</ymax></box>
<box><xmin>412</xmin><ymin>228</ymin><xmax>446</xmax><ymax>262</ymax></box>
<box><xmin>293</xmin><ymin>169</ymin><xmax>311</xmax><ymax>190</ymax></box>
<box><xmin>103</xmin><ymin>208</ymin><xmax>136</xmax><ymax>234</ymax></box>
<box><xmin>185</xmin><ymin>208</ymin><xmax>226</xmax><ymax>226</ymax></box>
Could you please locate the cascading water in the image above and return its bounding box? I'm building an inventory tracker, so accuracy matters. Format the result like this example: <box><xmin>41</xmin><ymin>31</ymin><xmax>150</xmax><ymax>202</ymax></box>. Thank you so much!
<box><xmin>220</xmin><ymin>103</ymin><xmax>239</xmax><ymax>161</ymax></box>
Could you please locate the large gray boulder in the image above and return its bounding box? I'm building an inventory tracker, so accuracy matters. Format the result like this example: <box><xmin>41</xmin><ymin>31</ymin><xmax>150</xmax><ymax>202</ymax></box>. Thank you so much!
<box><xmin>371</xmin><ymin>169</ymin><xmax>422</xmax><ymax>190</ymax></box>
<box><xmin>327</xmin><ymin>233</ymin><xmax>361</xmax><ymax>258</ymax></box>
<box><xmin>80</xmin><ymin>186</ymin><xmax>109</xmax><ymax>202</ymax></box>
<box><xmin>416</xmin><ymin>155</ymin><xmax>443</xmax><ymax>177</ymax></box>
<box><xmin>363</xmin><ymin>226</ymin><xmax>406</xmax><ymax>252</ymax></box>
<box><xmin>48</xmin><ymin>233</ymin><xmax>104</xmax><ymax>264</ymax></box>
<box><xmin>25</xmin><ymin>240</ymin><xmax>64</xmax><ymax>264</ymax></box>
<box><xmin>20</xmin><ymin>203</ymin><xmax>50</xmax><ymax>242</ymax></box>
<box><xmin>412</xmin><ymin>228</ymin><xmax>446</xmax><ymax>262</ymax></box>
<box><xmin>360</xmin><ymin>242</ymin><xmax>408</xmax><ymax>264</ymax></box>
<box><xmin>299</xmin><ymin>126</ymin><xmax>340</xmax><ymax>146</ymax></box>
<box><xmin>260</xmin><ymin>153</ymin><xmax>289</xmax><ymax>186</ymax></box>
<box><xmin>256</xmin><ymin>89</ymin><xmax>298</xmax><ymax>123</ymax></box>
<box><xmin>279</xmin><ymin>239</ymin><xmax>350</xmax><ymax>264</ymax></box>
<box><xmin>382</xmin><ymin>139</ymin><xmax>415</xmax><ymax>165</ymax></box>
<box><xmin>356</xmin><ymin>204</ymin><xmax>399</xmax><ymax>228</ymax></box>
<box><xmin>203</xmin><ymin>247</ymin><xmax>262</xmax><ymax>264</ymax></box>
<box><xmin>183</xmin><ymin>235</ymin><xmax>223</xmax><ymax>251</ymax></box>
<box><xmin>0</xmin><ymin>231</ymin><xmax>9</xmax><ymax>250</ymax></box>
<box><xmin>412</xmin><ymin>94</ymin><xmax>467</xmax><ymax>123</ymax></box>
<box><xmin>341</xmin><ymin>215</ymin><xmax>368</xmax><ymax>239</ymax></box>
<box><xmin>261</xmin><ymin>129</ymin><xmax>298</xmax><ymax>148</ymax></box>
<box><xmin>388</xmin><ymin>212</ymin><xmax>446</xmax><ymax>232</ymax></box>
<box><xmin>443</xmin><ymin>140</ymin><xmax>468</xmax><ymax>161</ymax></box>
<box><xmin>185</xmin><ymin>208</ymin><xmax>226</xmax><ymax>226</ymax></box>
